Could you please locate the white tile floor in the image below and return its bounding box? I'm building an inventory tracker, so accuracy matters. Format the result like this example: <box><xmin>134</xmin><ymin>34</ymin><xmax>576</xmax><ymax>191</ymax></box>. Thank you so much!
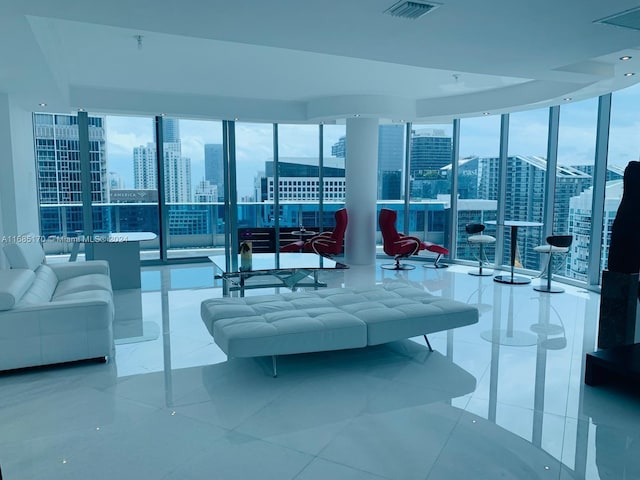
<box><xmin>1</xmin><ymin>260</ymin><xmax>639</xmax><ymax>479</ymax></box>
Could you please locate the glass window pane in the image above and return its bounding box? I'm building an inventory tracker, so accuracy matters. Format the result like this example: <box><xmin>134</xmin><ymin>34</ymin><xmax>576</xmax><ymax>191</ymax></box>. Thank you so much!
<box><xmin>377</xmin><ymin>124</ymin><xmax>406</xmax><ymax>202</ymax></box>
<box><xmin>407</xmin><ymin>123</ymin><xmax>453</xmax><ymax>248</ymax></box>
<box><xmin>456</xmin><ymin>117</ymin><xmax>499</xmax><ymax>262</ymax></box>
<box><xmin>105</xmin><ymin>115</ymin><xmax>158</xmax><ymax>260</ymax></box>
<box><xmin>235</xmin><ymin>122</ymin><xmax>274</xmax><ymax>252</ymax></box>
<box><xmin>34</xmin><ymin>112</ymin><xmax>89</xmax><ymax>254</ymax></box>
<box><xmin>165</xmin><ymin>118</ymin><xmax>224</xmax><ymax>259</ymax></box>
<box><xmin>323</xmin><ymin>124</ymin><xmax>347</xmax><ymax>230</ymax></box>
<box><xmin>560</xmin><ymin>99</ymin><xmax>598</xmax><ymax>281</ymax></box>
<box><xmin>603</xmin><ymin>86</ymin><xmax>639</xmax><ymax>282</ymax></box>
<box><xmin>276</xmin><ymin>124</ymin><xmax>319</xmax><ymax>225</ymax></box>
<box><xmin>505</xmin><ymin>109</ymin><xmax>549</xmax><ymax>270</ymax></box>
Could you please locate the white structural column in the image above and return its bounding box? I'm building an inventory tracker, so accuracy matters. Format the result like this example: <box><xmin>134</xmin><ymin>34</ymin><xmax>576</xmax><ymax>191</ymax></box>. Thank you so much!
<box><xmin>0</xmin><ymin>94</ymin><xmax>39</xmax><ymax>243</ymax></box>
<box><xmin>345</xmin><ymin>117</ymin><xmax>379</xmax><ymax>265</ymax></box>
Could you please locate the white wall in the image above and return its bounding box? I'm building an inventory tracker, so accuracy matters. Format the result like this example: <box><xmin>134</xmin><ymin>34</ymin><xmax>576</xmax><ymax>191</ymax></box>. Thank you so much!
<box><xmin>0</xmin><ymin>93</ymin><xmax>39</xmax><ymax>247</ymax></box>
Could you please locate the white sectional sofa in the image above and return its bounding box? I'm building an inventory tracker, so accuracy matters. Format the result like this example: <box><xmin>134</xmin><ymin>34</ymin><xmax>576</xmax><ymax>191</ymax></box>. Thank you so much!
<box><xmin>201</xmin><ymin>283</ymin><xmax>479</xmax><ymax>376</ymax></box>
<box><xmin>0</xmin><ymin>238</ymin><xmax>114</xmax><ymax>371</ymax></box>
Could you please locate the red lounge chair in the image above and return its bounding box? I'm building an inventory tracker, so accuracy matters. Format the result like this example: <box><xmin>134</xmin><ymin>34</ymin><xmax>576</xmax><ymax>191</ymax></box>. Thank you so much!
<box><xmin>379</xmin><ymin>208</ymin><xmax>449</xmax><ymax>270</ymax></box>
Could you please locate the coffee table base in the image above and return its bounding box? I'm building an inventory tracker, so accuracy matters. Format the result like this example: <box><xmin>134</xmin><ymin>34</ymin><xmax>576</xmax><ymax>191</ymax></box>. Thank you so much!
<box><xmin>494</xmin><ymin>274</ymin><xmax>531</xmax><ymax>285</ymax></box>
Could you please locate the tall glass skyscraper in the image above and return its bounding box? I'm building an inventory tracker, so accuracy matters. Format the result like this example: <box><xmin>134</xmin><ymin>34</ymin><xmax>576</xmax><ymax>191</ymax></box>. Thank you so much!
<box><xmin>33</xmin><ymin>113</ymin><xmax>108</xmax><ymax>204</ymax></box>
<box><xmin>204</xmin><ymin>143</ymin><xmax>224</xmax><ymax>201</ymax></box>
<box><xmin>410</xmin><ymin>129</ymin><xmax>452</xmax><ymax>174</ymax></box>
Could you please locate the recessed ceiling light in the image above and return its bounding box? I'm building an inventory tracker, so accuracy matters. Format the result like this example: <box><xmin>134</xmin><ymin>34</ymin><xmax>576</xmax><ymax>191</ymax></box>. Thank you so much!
<box><xmin>620</xmin><ymin>55</ymin><xmax>632</xmax><ymax>61</ymax></box>
<box><xmin>563</xmin><ymin>97</ymin><xmax>572</xmax><ymax>101</ymax></box>
<box><xmin>482</xmin><ymin>112</ymin><xmax>490</xmax><ymax>116</ymax></box>
<box><xmin>353</xmin><ymin>114</ymin><xmax>361</xmax><ymax>117</ymax></box>
<box><xmin>234</xmin><ymin>117</ymin><xmax>239</xmax><ymax>121</ymax></box>
<box><xmin>160</xmin><ymin>112</ymin><xmax>166</xmax><ymax>116</ymax></box>
<box><xmin>38</xmin><ymin>102</ymin><xmax>47</xmax><ymax>107</ymax></box>
<box><xmin>624</xmin><ymin>72</ymin><xmax>636</xmax><ymax>76</ymax></box>
<box><xmin>78</xmin><ymin>108</ymin><xmax>85</xmax><ymax>112</ymax></box>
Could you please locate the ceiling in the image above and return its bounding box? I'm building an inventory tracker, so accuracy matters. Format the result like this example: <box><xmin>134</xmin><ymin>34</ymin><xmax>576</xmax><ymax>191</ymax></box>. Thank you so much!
<box><xmin>2</xmin><ymin>0</ymin><xmax>640</xmax><ymax>123</ymax></box>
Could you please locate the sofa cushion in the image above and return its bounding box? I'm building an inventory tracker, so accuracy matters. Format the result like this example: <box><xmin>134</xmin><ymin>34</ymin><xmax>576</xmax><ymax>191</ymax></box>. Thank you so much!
<box><xmin>201</xmin><ymin>294</ymin><xmax>368</xmax><ymax>358</ymax></box>
<box><xmin>17</xmin><ymin>265</ymin><xmax>57</xmax><ymax>305</ymax></box>
<box><xmin>53</xmin><ymin>274</ymin><xmax>113</xmax><ymax>299</ymax></box>
<box><xmin>3</xmin><ymin>235</ymin><xmax>46</xmax><ymax>271</ymax></box>
<box><xmin>0</xmin><ymin>269</ymin><xmax>36</xmax><ymax>310</ymax></box>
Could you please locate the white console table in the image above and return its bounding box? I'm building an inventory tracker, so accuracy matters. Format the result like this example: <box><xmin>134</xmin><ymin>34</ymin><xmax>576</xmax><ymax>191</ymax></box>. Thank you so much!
<box><xmin>90</xmin><ymin>232</ymin><xmax>157</xmax><ymax>290</ymax></box>
<box><xmin>70</xmin><ymin>232</ymin><xmax>156</xmax><ymax>290</ymax></box>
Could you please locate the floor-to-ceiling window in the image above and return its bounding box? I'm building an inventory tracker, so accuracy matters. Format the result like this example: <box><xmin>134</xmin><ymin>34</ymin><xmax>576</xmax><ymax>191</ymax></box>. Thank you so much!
<box><xmin>603</xmin><ymin>83</ymin><xmax>640</xmax><ymax>281</ymax></box>
<box><xmin>164</xmin><ymin>119</ymin><xmax>224</xmax><ymax>259</ymax></box>
<box><xmin>103</xmin><ymin>114</ymin><xmax>159</xmax><ymax>260</ymax></box>
<box><xmin>376</xmin><ymin>124</ymin><xmax>407</xmax><ymax>243</ymax></box>
<box><xmin>31</xmin><ymin>91</ymin><xmax>632</xmax><ymax>283</ymax></box>
<box><xmin>559</xmin><ymin>99</ymin><xmax>599</xmax><ymax>282</ymax></box>
<box><xmin>407</xmin><ymin>123</ymin><xmax>453</xmax><ymax>247</ymax></box>
<box><xmin>34</xmin><ymin>113</ymin><xmax>161</xmax><ymax>259</ymax></box>
<box><xmin>276</xmin><ymin>124</ymin><xmax>320</xmax><ymax>227</ymax></box>
<box><xmin>505</xmin><ymin>109</ymin><xmax>549</xmax><ymax>270</ymax></box>
<box><xmin>34</xmin><ymin>112</ymin><xmax>87</xmax><ymax>255</ymax></box>
<box><xmin>234</xmin><ymin>122</ymin><xmax>274</xmax><ymax>243</ymax></box>
<box><xmin>322</xmin><ymin>124</ymin><xmax>347</xmax><ymax>234</ymax></box>
<box><xmin>456</xmin><ymin>116</ymin><xmax>500</xmax><ymax>263</ymax></box>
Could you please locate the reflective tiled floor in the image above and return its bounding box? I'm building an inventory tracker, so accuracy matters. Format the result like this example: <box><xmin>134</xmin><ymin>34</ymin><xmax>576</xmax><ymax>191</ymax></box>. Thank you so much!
<box><xmin>2</xmin><ymin>261</ymin><xmax>639</xmax><ymax>479</ymax></box>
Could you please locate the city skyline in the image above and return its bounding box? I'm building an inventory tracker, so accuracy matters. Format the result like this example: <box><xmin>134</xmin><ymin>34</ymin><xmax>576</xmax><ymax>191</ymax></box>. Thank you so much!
<box><xmin>103</xmin><ymin>107</ymin><xmax>638</xmax><ymax>202</ymax></box>
<box><xmin>31</xmin><ymin>105</ymin><xmax>635</xmax><ymax>281</ymax></box>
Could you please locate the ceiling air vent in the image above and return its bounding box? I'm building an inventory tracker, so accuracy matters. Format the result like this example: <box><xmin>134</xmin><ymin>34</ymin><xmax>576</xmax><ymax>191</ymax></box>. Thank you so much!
<box><xmin>595</xmin><ymin>6</ymin><xmax>640</xmax><ymax>32</ymax></box>
<box><xmin>384</xmin><ymin>0</ymin><xmax>441</xmax><ymax>20</ymax></box>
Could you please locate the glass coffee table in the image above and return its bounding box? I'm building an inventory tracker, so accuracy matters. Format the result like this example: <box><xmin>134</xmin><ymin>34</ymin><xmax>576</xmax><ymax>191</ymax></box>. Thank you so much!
<box><xmin>209</xmin><ymin>253</ymin><xmax>347</xmax><ymax>296</ymax></box>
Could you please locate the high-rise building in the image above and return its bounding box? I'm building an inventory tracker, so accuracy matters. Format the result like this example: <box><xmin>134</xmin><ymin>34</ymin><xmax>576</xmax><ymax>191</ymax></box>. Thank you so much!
<box><xmin>164</xmin><ymin>143</ymin><xmax>192</xmax><ymax>203</ymax></box>
<box><xmin>257</xmin><ymin>157</ymin><xmax>345</xmax><ymax>226</ymax></box>
<box><xmin>109</xmin><ymin>171</ymin><xmax>125</xmax><ymax>190</ymax></box>
<box><xmin>194</xmin><ymin>179</ymin><xmax>218</xmax><ymax>203</ymax></box>
<box><xmin>204</xmin><ymin>144</ymin><xmax>224</xmax><ymax>201</ymax></box>
<box><xmin>261</xmin><ymin>157</ymin><xmax>345</xmax><ymax>202</ymax></box>
<box><xmin>440</xmin><ymin>156</ymin><xmax>481</xmax><ymax>199</ymax></box>
<box><xmin>410</xmin><ymin>129</ymin><xmax>452</xmax><ymax>174</ymax></box>
<box><xmin>331</xmin><ymin>137</ymin><xmax>346</xmax><ymax>158</ymax></box>
<box><xmin>33</xmin><ymin>113</ymin><xmax>108</xmax><ymax>204</ymax></box>
<box><xmin>331</xmin><ymin>125</ymin><xmax>403</xmax><ymax>164</ymax></box>
<box><xmin>162</xmin><ymin>118</ymin><xmax>180</xmax><ymax>143</ymax></box>
<box><xmin>378</xmin><ymin>125</ymin><xmax>404</xmax><ymax>171</ymax></box>
<box><xmin>133</xmin><ymin>142</ymin><xmax>192</xmax><ymax>203</ymax></box>
<box><xmin>567</xmin><ymin>179</ymin><xmax>623</xmax><ymax>281</ymax></box>
<box><xmin>133</xmin><ymin>143</ymin><xmax>158</xmax><ymax>190</ymax></box>
<box><xmin>331</xmin><ymin>125</ymin><xmax>405</xmax><ymax>200</ymax></box>
<box><xmin>571</xmin><ymin>164</ymin><xmax>624</xmax><ymax>187</ymax></box>
<box><xmin>476</xmin><ymin>155</ymin><xmax>591</xmax><ymax>270</ymax></box>
<box><xmin>378</xmin><ymin>125</ymin><xmax>404</xmax><ymax>200</ymax></box>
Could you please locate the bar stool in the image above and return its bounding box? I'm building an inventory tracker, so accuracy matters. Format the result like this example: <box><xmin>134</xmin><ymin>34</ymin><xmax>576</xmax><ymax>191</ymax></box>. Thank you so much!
<box><xmin>533</xmin><ymin>235</ymin><xmax>573</xmax><ymax>293</ymax></box>
<box><xmin>466</xmin><ymin>223</ymin><xmax>495</xmax><ymax>276</ymax></box>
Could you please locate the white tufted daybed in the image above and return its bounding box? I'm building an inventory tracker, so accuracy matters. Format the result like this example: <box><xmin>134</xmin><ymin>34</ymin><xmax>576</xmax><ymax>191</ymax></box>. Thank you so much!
<box><xmin>0</xmin><ymin>237</ymin><xmax>114</xmax><ymax>371</ymax></box>
<box><xmin>201</xmin><ymin>283</ymin><xmax>479</xmax><ymax>376</ymax></box>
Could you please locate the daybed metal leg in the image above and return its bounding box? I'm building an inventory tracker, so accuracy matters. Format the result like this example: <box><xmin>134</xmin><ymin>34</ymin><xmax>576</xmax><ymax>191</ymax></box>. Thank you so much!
<box><xmin>272</xmin><ymin>355</ymin><xmax>278</xmax><ymax>378</ymax></box>
<box><xmin>423</xmin><ymin>335</ymin><xmax>433</xmax><ymax>352</ymax></box>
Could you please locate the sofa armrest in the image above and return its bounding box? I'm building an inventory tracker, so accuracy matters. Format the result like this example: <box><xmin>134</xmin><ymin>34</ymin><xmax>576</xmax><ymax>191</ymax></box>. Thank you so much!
<box><xmin>11</xmin><ymin>299</ymin><xmax>113</xmax><ymax>315</ymax></box>
<box><xmin>48</xmin><ymin>260</ymin><xmax>111</xmax><ymax>281</ymax></box>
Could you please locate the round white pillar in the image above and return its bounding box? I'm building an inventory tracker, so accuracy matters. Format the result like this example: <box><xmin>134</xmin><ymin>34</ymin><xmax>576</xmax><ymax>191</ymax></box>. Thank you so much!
<box><xmin>345</xmin><ymin>117</ymin><xmax>378</xmax><ymax>265</ymax></box>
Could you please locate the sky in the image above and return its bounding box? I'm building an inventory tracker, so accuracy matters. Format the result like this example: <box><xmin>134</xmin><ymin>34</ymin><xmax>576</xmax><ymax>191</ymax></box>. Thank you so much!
<box><xmin>103</xmin><ymin>83</ymin><xmax>640</xmax><ymax>199</ymax></box>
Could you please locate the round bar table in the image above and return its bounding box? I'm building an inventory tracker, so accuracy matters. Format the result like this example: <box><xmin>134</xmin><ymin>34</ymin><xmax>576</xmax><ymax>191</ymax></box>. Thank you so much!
<box><xmin>486</xmin><ymin>220</ymin><xmax>543</xmax><ymax>285</ymax></box>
